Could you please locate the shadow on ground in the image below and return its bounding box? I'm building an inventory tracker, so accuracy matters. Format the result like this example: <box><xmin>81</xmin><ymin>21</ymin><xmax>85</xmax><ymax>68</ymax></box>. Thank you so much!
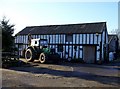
<box><xmin>7</xmin><ymin>61</ymin><xmax>120</xmax><ymax>87</ymax></box>
<box><xmin>59</xmin><ymin>62</ymin><xmax>120</xmax><ymax>71</ymax></box>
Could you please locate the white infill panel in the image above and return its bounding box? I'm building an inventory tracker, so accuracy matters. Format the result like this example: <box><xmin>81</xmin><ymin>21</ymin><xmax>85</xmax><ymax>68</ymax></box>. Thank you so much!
<box><xmin>18</xmin><ymin>36</ymin><xmax>21</xmax><ymax>43</ymax></box>
<box><xmin>46</xmin><ymin>35</ymin><xmax>49</xmax><ymax>43</ymax></box>
<box><xmin>90</xmin><ymin>34</ymin><xmax>93</xmax><ymax>44</ymax></box>
<box><xmin>49</xmin><ymin>35</ymin><xmax>52</xmax><ymax>44</ymax></box>
<box><xmin>24</xmin><ymin>35</ymin><xmax>26</xmax><ymax>44</ymax></box>
<box><xmin>80</xmin><ymin>50</ymin><xmax>82</xmax><ymax>58</ymax></box>
<box><xmin>49</xmin><ymin>45</ymin><xmax>52</xmax><ymax>49</ymax></box>
<box><xmin>55</xmin><ymin>45</ymin><xmax>57</xmax><ymax>53</ymax></box>
<box><xmin>32</xmin><ymin>35</ymin><xmax>34</xmax><ymax>39</ymax></box>
<box><xmin>97</xmin><ymin>51</ymin><xmax>100</xmax><ymax>61</ymax></box>
<box><xmin>23</xmin><ymin>35</ymin><xmax>25</xmax><ymax>43</ymax></box>
<box><xmin>59</xmin><ymin>35</ymin><xmax>61</xmax><ymax>43</ymax></box>
<box><xmin>83</xmin><ymin>34</ymin><xmax>86</xmax><ymax>44</ymax></box>
<box><xmin>102</xmin><ymin>31</ymin><xmax>105</xmax><ymax>59</ymax></box>
<box><xmin>63</xmin><ymin>35</ymin><xmax>65</xmax><ymax>44</ymax></box>
<box><xmin>34</xmin><ymin>35</ymin><xmax>36</xmax><ymax>39</ymax></box>
<box><xmin>66</xmin><ymin>46</ymin><xmax>68</xmax><ymax>59</ymax></box>
<box><xmin>25</xmin><ymin>36</ymin><xmax>28</xmax><ymax>44</ymax></box>
<box><xmin>87</xmin><ymin>34</ymin><xmax>89</xmax><ymax>44</ymax></box>
<box><xmin>52</xmin><ymin>45</ymin><xmax>54</xmax><ymax>49</ymax></box>
<box><xmin>98</xmin><ymin>34</ymin><xmax>101</xmax><ymax>45</ymax></box>
<box><xmin>56</xmin><ymin>35</ymin><xmax>58</xmax><ymax>44</ymax></box>
<box><xmin>23</xmin><ymin>36</ymin><xmax>25</xmax><ymax>44</ymax></box>
<box><xmin>35</xmin><ymin>35</ymin><xmax>37</xmax><ymax>39</ymax></box>
<box><xmin>22</xmin><ymin>35</ymin><xmax>24</xmax><ymax>43</ymax></box>
<box><xmin>19</xmin><ymin>36</ymin><xmax>22</xmax><ymax>43</ymax></box>
<box><xmin>17</xmin><ymin>36</ymin><xmax>19</xmax><ymax>43</ymax></box>
<box><xmin>40</xmin><ymin>35</ymin><xmax>43</xmax><ymax>39</ymax></box>
<box><xmin>60</xmin><ymin>35</ymin><xmax>62</xmax><ymax>43</ymax></box>
<box><xmin>21</xmin><ymin>36</ymin><xmax>22</xmax><ymax>43</ymax></box>
<box><xmin>23</xmin><ymin>35</ymin><xmax>24</xmax><ymax>43</ymax></box>
<box><xmin>18</xmin><ymin>36</ymin><xmax>20</xmax><ymax>43</ymax></box>
<box><xmin>80</xmin><ymin>34</ymin><xmax>82</xmax><ymax>44</ymax></box>
<box><xmin>76</xmin><ymin>46</ymin><xmax>79</xmax><ymax>59</ymax></box>
<box><xmin>73</xmin><ymin>34</ymin><xmax>75</xmax><ymax>44</ymax></box>
<box><xmin>38</xmin><ymin>35</ymin><xmax>40</xmax><ymax>39</ymax></box>
<box><xmin>97</xmin><ymin>46</ymin><xmax>100</xmax><ymax>60</ymax></box>
<box><xmin>76</xmin><ymin>34</ymin><xmax>79</xmax><ymax>44</ymax></box>
<box><xmin>94</xmin><ymin>34</ymin><xmax>97</xmax><ymax>44</ymax></box>
<box><xmin>44</xmin><ymin>35</ymin><xmax>47</xmax><ymax>39</ymax></box>
<box><xmin>102</xmin><ymin>31</ymin><xmax>105</xmax><ymax>43</ymax></box>
<box><xmin>72</xmin><ymin>46</ymin><xmax>74</xmax><ymax>59</ymax></box>
<box><xmin>69</xmin><ymin>46</ymin><xmax>72</xmax><ymax>58</ymax></box>
<box><xmin>24</xmin><ymin>35</ymin><xmax>26</xmax><ymax>43</ymax></box>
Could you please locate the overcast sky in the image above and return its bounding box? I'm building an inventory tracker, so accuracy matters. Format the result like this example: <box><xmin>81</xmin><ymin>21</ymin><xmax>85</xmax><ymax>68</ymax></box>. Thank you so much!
<box><xmin>0</xmin><ymin>0</ymin><xmax>119</xmax><ymax>35</ymax></box>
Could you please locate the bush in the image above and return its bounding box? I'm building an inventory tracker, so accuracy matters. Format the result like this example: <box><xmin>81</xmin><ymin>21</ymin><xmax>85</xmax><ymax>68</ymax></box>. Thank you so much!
<box><xmin>2</xmin><ymin>58</ymin><xmax>19</xmax><ymax>68</ymax></box>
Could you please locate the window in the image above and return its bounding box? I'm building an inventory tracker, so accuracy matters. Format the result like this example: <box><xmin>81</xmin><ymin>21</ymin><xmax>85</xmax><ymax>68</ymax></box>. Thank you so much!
<box><xmin>58</xmin><ymin>44</ymin><xmax>63</xmax><ymax>52</ymax></box>
<box><xmin>40</xmin><ymin>39</ymin><xmax>48</xmax><ymax>46</ymax></box>
<box><xmin>35</xmin><ymin>41</ymin><xmax>37</xmax><ymax>44</ymax></box>
<box><xmin>66</xmin><ymin>34</ymin><xmax>73</xmax><ymax>42</ymax></box>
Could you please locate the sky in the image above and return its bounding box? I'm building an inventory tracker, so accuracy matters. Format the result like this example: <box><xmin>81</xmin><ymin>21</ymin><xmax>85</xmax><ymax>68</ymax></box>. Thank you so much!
<box><xmin>0</xmin><ymin>0</ymin><xmax>119</xmax><ymax>35</ymax></box>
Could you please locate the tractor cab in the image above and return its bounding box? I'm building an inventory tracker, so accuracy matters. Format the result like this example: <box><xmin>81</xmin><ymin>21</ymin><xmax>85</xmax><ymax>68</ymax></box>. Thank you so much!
<box><xmin>31</xmin><ymin>39</ymin><xmax>48</xmax><ymax>48</ymax></box>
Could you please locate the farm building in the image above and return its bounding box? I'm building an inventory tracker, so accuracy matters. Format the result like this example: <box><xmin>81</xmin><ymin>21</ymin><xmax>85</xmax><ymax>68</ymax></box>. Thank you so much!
<box><xmin>15</xmin><ymin>22</ymin><xmax>109</xmax><ymax>63</ymax></box>
<box><xmin>108</xmin><ymin>34</ymin><xmax>119</xmax><ymax>60</ymax></box>
<box><xmin>108</xmin><ymin>34</ymin><xmax>119</xmax><ymax>53</ymax></box>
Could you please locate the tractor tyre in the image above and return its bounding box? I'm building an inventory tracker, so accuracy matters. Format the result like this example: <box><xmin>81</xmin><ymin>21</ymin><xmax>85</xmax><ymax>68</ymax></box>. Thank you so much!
<box><xmin>39</xmin><ymin>53</ymin><xmax>48</xmax><ymax>64</ymax></box>
<box><xmin>25</xmin><ymin>48</ymin><xmax>35</xmax><ymax>62</ymax></box>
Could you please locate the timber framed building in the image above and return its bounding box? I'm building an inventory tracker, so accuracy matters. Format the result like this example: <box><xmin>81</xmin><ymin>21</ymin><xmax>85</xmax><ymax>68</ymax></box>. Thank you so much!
<box><xmin>15</xmin><ymin>22</ymin><xmax>109</xmax><ymax>63</ymax></box>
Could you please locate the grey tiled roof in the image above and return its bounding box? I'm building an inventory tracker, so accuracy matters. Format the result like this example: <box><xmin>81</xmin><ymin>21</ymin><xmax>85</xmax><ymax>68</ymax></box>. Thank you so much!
<box><xmin>16</xmin><ymin>22</ymin><xmax>106</xmax><ymax>35</ymax></box>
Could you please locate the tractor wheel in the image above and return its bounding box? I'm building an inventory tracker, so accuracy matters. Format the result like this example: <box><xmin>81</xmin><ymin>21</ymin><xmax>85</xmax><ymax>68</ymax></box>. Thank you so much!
<box><xmin>25</xmin><ymin>48</ymin><xmax>35</xmax><ymax>62</ymax></box>
<box><xmin>39</xmin><ymin>53</ymin><xmax>48</xmax><ymax>64</ymax></box>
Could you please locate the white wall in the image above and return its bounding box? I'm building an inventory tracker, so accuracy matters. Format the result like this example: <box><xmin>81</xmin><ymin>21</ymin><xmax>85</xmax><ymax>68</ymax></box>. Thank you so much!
<box><xmin>15</xmin><ymin>32</ymin><xmax>106</xmax><ymax>61</ymax></box>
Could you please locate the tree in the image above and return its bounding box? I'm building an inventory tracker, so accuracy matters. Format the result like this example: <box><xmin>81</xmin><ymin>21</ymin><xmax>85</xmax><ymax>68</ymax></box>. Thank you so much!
<box><xmin>0</xmin><ymin>17</ymin><xmax>15</xmax><ymax>52</ymax></box>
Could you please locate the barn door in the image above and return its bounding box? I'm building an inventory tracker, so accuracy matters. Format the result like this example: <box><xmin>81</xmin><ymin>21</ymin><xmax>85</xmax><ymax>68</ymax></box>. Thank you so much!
<box><xmin>83</xmin><ymin>45</ymin><xmax>96</xmax><ymax>63</ymax></box>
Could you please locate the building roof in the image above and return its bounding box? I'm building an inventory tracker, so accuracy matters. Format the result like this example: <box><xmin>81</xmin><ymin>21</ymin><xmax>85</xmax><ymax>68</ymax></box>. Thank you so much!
<box><xmin>108</xmin><ymin>34</ymin><xmax>118</xmax><ymax>43</ymax></box>
<box><xmin>16</xmin><ymin>22</ymin><xmax>106</xmax><ymax>35</ymax></box>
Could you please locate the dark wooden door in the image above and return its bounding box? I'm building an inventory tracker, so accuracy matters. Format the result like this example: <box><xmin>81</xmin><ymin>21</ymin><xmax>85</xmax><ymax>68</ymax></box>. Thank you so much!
<box><xmin>83</xmin><ymin>46</ymin><xmax>96</xmax><ymax>63</ymax></box>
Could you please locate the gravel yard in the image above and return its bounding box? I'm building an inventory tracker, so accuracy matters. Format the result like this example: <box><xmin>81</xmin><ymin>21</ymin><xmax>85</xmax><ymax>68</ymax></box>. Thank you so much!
<box><xmin>2</xmin><ymin>58</ymin><xmax>120</xmax><ymax>87</ymax></box>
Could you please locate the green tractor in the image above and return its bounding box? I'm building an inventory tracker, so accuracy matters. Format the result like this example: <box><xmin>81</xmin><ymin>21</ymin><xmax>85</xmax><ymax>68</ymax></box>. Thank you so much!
<box><xmin>24</xmin><ymin>38</ymin><xmax>60</xmax><ymax>63</ymax></box>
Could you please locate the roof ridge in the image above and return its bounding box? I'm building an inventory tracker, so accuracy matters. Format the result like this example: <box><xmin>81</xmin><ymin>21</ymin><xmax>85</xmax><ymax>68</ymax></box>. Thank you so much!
<box><xmin>16</xmin><ymin>22</ymin><xmax>107</xmax><ymax>35</ymax></box>
<box><xmin>25</xmin><ymin>22</ymin><xmax>106</xmax><ymax>27</ymax></box>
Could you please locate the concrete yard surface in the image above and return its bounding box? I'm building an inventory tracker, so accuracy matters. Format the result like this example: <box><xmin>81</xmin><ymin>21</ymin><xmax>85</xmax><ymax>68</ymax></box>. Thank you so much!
<box><xmin>2</xmin><ymin>59</ymin><xmax>120</xmax><ymax>87</ymax></box>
